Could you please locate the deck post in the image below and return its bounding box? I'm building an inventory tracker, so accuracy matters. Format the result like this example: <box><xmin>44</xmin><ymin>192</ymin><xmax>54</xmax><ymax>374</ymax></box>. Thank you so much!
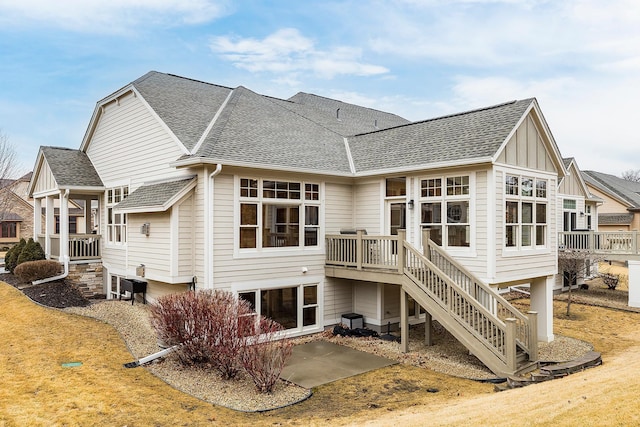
<box><xmin>356</xmin><ymin>229</ymin><xmax>364</xmax><ymax>270</ymax></box>
<box><xmin>424</xmin><ymin>312</ymin><xmax>433</xmax><ymax>346</ymax></box>
<box><xmin>400</xmin><ymin>287</ymin><xmax>409</xmax><ymax>353</ymax></box>
<box><xmin>505</xmin><ymin>318</ymin><xmax>517</xmax><ymax>373</ymax></box>
<box><xmin>397</xmin><ymin>229</ymin><xmax>406</xmax><ymax>274</ymax></box>
<box><xmin>527</xmin><ymin>311</ymin><xmax>538</xmax><ymax>361</ymax></box>
<box><xmin>421</xmin><ymin>228</ymin><xmax>431</xmax><ymax>261</ymax></box>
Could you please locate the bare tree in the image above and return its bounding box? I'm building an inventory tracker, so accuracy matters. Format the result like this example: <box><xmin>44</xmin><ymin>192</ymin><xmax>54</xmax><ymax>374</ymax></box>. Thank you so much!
<box><xmin>0</xmin><ymin>130</ymin><xmax>19</xmax><ymax>222</ymax></box>
<box><xmin>558</xmin><ymin>250</ymin><xmax>600</xmax><ymax>317</ymax></box>
<box><xmin>621</xmin><ymin>169</ymin><xmax>640</xmax><ymax>182</ymax></box>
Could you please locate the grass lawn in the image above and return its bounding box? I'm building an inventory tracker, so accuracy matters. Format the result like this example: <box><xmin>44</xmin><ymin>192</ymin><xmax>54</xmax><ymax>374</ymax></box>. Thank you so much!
<box><xmin>2</xmin><ymin>279</ymin><xmax>640</xmax><ymax>426</ymax></box>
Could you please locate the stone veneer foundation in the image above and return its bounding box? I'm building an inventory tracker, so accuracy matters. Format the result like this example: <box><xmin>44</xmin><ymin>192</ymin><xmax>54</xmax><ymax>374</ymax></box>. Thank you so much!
<box><xmin>67</xmin><ymin>262</ymin><xmax>104</xmax><ymax>298</ymax></box>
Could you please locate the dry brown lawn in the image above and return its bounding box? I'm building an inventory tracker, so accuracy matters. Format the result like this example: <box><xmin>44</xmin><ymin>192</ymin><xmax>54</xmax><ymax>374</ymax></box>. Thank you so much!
<box><xmin>2</xmin><ymin>280</ymin><xmax>640</xmax><ymax>426</ymax></box>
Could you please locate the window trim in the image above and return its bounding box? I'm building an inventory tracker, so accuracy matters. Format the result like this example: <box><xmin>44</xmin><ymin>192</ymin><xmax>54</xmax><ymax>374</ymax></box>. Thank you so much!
<box><xmin>235</xmin><ymin>177</ymin><xmax>324</xmax><ymax>258</ymax></box>
<box><xmin>233</xmin><ymin>277</ymin><xmax>324</xmax><ymax>336</ymax></box>
<box><xmin>417</xmin><ymin>173</ymin><xmax>474</xmax><ymax>253</ymax></box>
<box><xmin>503</xmin><ymin>173</ymin><xmax>549</xmax><ymax>252</ymax></box>
<box><xmin>105</xmin><ymin>184</ymin><xmax>129</xmax><ymax>247</ymax></box>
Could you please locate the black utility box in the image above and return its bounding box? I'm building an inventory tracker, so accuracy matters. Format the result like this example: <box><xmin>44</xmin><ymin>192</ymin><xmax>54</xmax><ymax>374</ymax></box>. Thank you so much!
<box><xmin>120</xmin><ymin>279</ymin><xmax>147</xmax><ymax>305</ymax></box>
<box><xmin>341</xmin><ymin>313</ymin><xmax>364</xmax><ymax>329</ymax></box>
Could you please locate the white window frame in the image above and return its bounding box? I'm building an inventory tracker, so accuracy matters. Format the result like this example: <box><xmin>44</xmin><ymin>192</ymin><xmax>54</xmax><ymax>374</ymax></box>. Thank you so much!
<box><xmin>105</xmin><ymin>185</ymin><xmax>129</xmax><ymax>246</ymax></box>
<box><xmin>504</xmin><ymin>174</ymin><xmax>548</xmax><ymax>251</ymax></box>
<box><xmin>236</xmin><ymin>177</ymin><xmax>323</xmax><ymax>257</ymax></box>
<box><xmin>418</xmin><ymin>173</ymin><xmax>474</xmax><ymax>253</ymax></box>
<box><xmin>234</xmin><ymin>278</ymin><xmax>323</xmax><ymax>336</ymax></box>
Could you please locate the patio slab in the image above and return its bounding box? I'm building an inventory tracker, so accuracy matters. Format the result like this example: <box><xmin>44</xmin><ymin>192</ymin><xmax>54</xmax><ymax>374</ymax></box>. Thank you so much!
<box><xmin>280</xmin><ymin>341</ymin><xmax>397</xmax><ymax>389</ymax></box>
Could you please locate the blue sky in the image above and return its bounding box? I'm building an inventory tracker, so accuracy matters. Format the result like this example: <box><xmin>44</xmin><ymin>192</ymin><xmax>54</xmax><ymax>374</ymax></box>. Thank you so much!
<box><xmin>1</xmin><ymin>0</ymin><xmax>639</xmax><ymax>178</ymax></box>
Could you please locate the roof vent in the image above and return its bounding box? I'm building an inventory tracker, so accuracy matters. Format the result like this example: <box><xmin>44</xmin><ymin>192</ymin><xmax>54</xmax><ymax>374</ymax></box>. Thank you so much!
<box><xmin>374</xmin><ymin>119</ymin><xmax>378</xmax><ymax>129</ymax></box>
<box><xmin>336</xmin><ymin>108</ymin><xmax>341</xmax><ymax>120</ymax></box>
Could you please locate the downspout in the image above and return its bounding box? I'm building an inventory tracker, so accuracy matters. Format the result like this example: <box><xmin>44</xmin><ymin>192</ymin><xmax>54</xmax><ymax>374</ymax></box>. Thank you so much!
<box><xmin>204</xmin><ymin>164</ymin><xmax>222</xmax><ymax>289</ymax></box>
<box><xmin>34</xmin><ymin>189</ymin><xmax>70</xmax><ymax>285</ymax></box>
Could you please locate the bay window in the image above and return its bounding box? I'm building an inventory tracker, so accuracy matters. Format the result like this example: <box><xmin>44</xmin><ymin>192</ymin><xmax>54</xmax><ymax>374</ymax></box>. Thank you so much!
<box><xmin>239</xmin><ymin>178</ymin><xmax>320</xmax><ymax>250</ymax></box>
<box><xmin>505</xmin><ymin>174</ymin><xmax>547</xmax><ymax>249</ymax></box>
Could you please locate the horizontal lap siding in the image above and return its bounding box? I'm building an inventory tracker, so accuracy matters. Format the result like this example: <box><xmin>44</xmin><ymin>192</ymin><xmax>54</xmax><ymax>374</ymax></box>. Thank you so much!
<box><xmin>354</xmin><ymin>282</ymin><xmax>379</xmax><ymax>322</ymax></box>
<box><xmin>127</xmin><ymin>212</ymin><xmax>171</xmax><ymax>278</ymax></box>
<box><xmin>86</xmin><ymin>92</ymin><xmax>187</xmax><ymax>188</ymax></box>
<box><xmin>354</xmin><ymin>181</ymin><xmax>382</xmax><ymax>235</ymax></box>
<box><xmin>323</xmin><ymin>278</ymin><xmax>354</xmax><ymax>325</ymax></box>
<box><xmin>457</xmin><ymin>170</ymin><xmax>488</xmax><ymax>278</ymax></box>
<box><xmin>211</xmin><ymin>174</ymin><xmax>326</xmax><ymax>288</ymax></box>
<box><xmin>325</xmin><ymin>182</ymin><xmax>354</xmax><ymax>233</ymax></box>
<box><xmin>178</xmin><ymin>195</ymin><xmax>195</xmax><ymax>277</ymax></box>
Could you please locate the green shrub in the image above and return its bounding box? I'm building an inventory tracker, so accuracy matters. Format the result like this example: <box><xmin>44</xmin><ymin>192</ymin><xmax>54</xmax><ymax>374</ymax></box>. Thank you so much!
<box><xmin>14</xmin><ymin>260</ymin><xmax>62</xmax><ymax>283</ymax></box>
<box><xmin>5</xmin><ymin>238</ymin><xmax>26</xmax><ymax>274</ymax></box>
<box><xmin>16</xmin><ymin>238</ymin><xmax>45</xmax><ymax>266</ymax></box>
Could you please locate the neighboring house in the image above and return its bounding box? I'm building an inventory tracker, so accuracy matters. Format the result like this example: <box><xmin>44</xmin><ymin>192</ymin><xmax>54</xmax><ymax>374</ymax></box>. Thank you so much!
<box><xmin>0</xmin><ymin>172</ymin><xmax>35</xmax><ymax>249</ymax></box>
<box><xmin>29</xmin><ymin>71</ymin><xmax>583</xmax><ymax>376</ymax></box>
<box><xmin>582</xmin><ymin>170</ymin><xmax>640</xmax><ymax>232</ymax></box>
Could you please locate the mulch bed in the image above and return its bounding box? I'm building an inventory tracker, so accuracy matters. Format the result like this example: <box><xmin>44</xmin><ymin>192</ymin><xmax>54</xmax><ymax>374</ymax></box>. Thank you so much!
<box><xmin>0</xmin><ymin>273</ymin><xmax>92</xmax><ymax>308</ymax></box>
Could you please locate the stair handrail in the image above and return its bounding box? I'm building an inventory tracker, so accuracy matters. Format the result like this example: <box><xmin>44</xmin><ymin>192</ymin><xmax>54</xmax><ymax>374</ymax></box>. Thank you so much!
<box><xmin>402</xmin><ymin>242</ymin><xmax>514</xmax><ymax>367</ymax></box>
<box><xmin>420</xmin><ymin>229</ymin><xmax>533</xmax><ymax>356</ymax></box>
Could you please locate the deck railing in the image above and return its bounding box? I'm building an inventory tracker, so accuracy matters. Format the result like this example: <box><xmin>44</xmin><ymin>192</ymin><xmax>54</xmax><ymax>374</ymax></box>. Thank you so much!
<box><xmin>41</xmin><ymin>234</ymin><xmax>101</xmax><ymax>260</ymax></box>
<box><xmin>325</xmin><ymin>230</ymin><xmax>537</xmax><ymax>370</ymax></box>
<box><xmin>559</xmin><ymin>231</ymin><xmax>640</xmax><ymax>255</ymax></box>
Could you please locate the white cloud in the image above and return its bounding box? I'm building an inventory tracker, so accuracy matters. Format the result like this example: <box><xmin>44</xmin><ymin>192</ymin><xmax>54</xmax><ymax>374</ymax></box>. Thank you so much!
<box><xmin>0</xmin><ymin>0</ymin><xmax>230</xmax><ymax>33</ymax></box>
<box><xmin>210</xmin><ymin>28</ymin><xmax>389</xmax><ymax>81</ymax></box>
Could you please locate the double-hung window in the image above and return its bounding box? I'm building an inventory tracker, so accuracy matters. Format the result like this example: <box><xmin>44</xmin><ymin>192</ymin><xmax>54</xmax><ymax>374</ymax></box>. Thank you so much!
<box><xmin>420</xmin><ymin>176</ymin><xmax>471</xmax><ymax>248</ymax></box>
<box><xmin>505</xmin><ymin>175</ymin><xmax>547</xmax><ymax>249</ymax></box>
<box><xmin>239</xmin><ymin>178</ymin><xmax>320</xmax><ymax>250</ymax></box>
<box><xmin>106</xmin><ymin>186</ymin><xmax>129</xmax><ymax>244</ymax></box>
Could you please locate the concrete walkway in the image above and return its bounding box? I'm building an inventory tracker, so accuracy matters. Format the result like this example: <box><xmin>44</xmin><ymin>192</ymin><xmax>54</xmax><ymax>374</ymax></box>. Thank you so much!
<box><xmin>280</xmin><ymin>341</ymin><xmax>397</xmax><ymax>389</ymax></box>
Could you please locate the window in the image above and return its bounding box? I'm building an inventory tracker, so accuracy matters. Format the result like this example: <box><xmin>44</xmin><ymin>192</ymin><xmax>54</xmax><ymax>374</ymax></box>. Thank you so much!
<box><xmin>505</xmin><ymin>174</ymin><xmax>547</xmax><ymax>249</ymax></box>
<box><xmin>0</xmin><ymin>222</ymin><xmax>17</xmax><ymax>238</ymax></box>
<box><xmin>420</xmin><ymin>175</ymin><xmax>470</xmax><ymax>248</ymax></box>
<box><xmin>563</xmin><ymin>199</ymin><xmax>576</xmax><ymax>210</ymax></box>
<box><xmin>586</xmin><ymin>205</ymin><xmax>593</xmax><ymax>230</ymax></box>
<box><xmin>106</xmin><ymin>186</ymin><xmax>129</xmax><ymax>244</ymax></box>
<box><xmin>238</xmin><ymin>284</ymin><xmax>318</xmax><ymax>331</ymax></box>
<box><xmin>386</xmin><ymin>177</ymin><xmax>406</xmax><ymax>197</ymax></box>
<box><xmin>239</xmin><ymin>178</ymin><xmax>320</xmax><ymax>249</ymax></box>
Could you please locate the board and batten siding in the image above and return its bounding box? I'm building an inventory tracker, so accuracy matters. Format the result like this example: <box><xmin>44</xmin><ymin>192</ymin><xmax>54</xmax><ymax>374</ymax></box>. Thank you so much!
<box><xmin>32</xmin><ymin>160</ymin><xmax>57</xmax><ymax>194</ymax></box>
<box><xmin>558</xmin><ymin>167</ymin><xmax>585</xmax><ymax>197</ymax></box>
<box><xmin>496</xmin><ymin>115</ymin><xmax>557</xmax><ymax>173</ymax></box>
<box><xmin>85</xmin><ymin>91</ymin><xmax>187</xmax><ymax>188</ymax></box>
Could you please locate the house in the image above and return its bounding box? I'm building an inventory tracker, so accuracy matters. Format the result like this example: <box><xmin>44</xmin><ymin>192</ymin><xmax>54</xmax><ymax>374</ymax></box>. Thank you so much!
<box><xmin>582</xmin><ymin>170</ymin><xmax>640</xmax><ymax>232</ymax></box>
<box><xmin>0</xmin><ymin>172</ymin><xmax>35</xmax><ymax>249</ymax></box>
<box><xmin>29</xmin><ymin>71</ymin><xmax>583</xmax><ymax>376</ymax></box>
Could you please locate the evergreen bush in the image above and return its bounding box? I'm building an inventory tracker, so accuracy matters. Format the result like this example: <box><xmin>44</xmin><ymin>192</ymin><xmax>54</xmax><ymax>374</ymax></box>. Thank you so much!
<box><xmin>5</xmin><ymin>238</ymin><xmax>26</xmax><ymax>273</ymax></box>
<box><xmin>16</xmin><ymin>238</ymin><xmax>45</xmax><ymax>266</ymax></box>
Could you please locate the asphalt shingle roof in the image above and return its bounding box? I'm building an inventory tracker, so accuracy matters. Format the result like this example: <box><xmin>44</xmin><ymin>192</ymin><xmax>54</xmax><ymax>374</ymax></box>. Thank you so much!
<box><xmin>132</xmin><ymin>72</ymin><xmax>233</xmax><ymax>152</ymax></box>
<box><xmin>583</xmin><ymin>170</ymin><xmax>640</xmax><ymax>209</ymax></box>
<box><xmin>41</xmin><ymin>146</ymin><xmax>103</xmax><ymax>188</ymax></box>
<box><xmin>348</xmin><ymin>99</ymin><xmax>534</xmax><ymax>172</ymax></box>
<box><xmin>115</xmin><ymin>176</ymin><xmax>196</xmax><ymax>212</ymax></box>
<box><xmin>598</xmin><ymin>213</ymin><xmax>634</xmax><ymax>225</ymax></box>
<box><xmin>192</xmin><ymin>86</ymin><xmax>354</xmax><ymax>173</ymax></box>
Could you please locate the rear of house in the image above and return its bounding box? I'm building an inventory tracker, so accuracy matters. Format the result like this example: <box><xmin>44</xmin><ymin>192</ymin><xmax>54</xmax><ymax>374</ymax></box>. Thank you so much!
<box><xmin>28</xmin><ymin>71</ymin><xmax>586</xmax><ymax>374</ymax></box>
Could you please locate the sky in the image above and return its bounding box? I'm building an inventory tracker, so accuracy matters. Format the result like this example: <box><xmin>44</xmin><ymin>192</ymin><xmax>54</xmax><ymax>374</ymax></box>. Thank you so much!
<box><xmin>1</xmin><ymin>0</ymin><xmax>639</xmax><ymax>178</ymax></box>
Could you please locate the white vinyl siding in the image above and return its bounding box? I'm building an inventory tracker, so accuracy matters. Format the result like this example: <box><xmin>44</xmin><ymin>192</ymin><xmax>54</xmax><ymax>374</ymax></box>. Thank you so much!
<box><xmin>323</xmin><ymin>277</ymin><xmax>354</xmax><ymax>325</ymax></box>
<box><xmin>178</xmin><ymin>194</ymin><xmax>195</xmax><ymax>277</ymax></box>
<box><xmin>127</xmin><ymin>212</ymin><xmax>171</xmax><ymax>278</ymax></box>
<box><xmin>496</xmin><ymin>115</ymin><xmax>557</xmax><ymax>173</ymax></box>
<box><xmin>86</xmin><ymin>92</ymin><xmax>186</xmax><ymax>187</ymax></box>
<box><xmin>32</xmin><ymin>160</ymin><xmax>57</xmax><ymax>195</ymax></box>
<box><xmin>354</xmin><ymin>180</ymin><xmax>382</xmax><ymax>235</ymax></box>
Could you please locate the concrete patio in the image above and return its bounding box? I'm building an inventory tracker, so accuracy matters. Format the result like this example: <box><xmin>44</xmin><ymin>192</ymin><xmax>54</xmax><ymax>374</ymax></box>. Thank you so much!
<box><xmin>280</xmin><ymin>341</ymin><xmax>397</xmax><ymax>389</ymax></box>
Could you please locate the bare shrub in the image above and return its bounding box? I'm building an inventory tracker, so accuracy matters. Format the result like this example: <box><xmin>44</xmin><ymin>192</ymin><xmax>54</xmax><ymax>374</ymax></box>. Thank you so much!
<box><xmin>14</xmin><ymin>260</ymin><xmax>61</xmax><ymax>283</ymax></box>
<box><xmin>601</xmin><ymin>273</ymin><xmax>620</xmax><ymax>290</ymax></box>
<box><xmin>149</xmin><ymin>291</ymin><xmax>214</xmax><ymax>365</ymax></box>
<box><xmin>241</xmin><ymin>317</ymin><xmax>293</xmax><ymax>393</ymax></box>
<box><xmin>149</xmin><ymin>290</ymin><xmax>254</xmax><ymax>379</ymax></box>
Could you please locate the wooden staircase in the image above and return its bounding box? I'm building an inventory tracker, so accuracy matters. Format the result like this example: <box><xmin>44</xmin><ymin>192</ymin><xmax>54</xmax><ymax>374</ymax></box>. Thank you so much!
<box><xmin>326</xmin><ymin>230</ymin><xmax>539</xmax><ymax>378</ymax></box>
<box><xmin>401</xmin><ymin>239</ymin><xmax>538</xmax><ymax>377</ymax></box>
